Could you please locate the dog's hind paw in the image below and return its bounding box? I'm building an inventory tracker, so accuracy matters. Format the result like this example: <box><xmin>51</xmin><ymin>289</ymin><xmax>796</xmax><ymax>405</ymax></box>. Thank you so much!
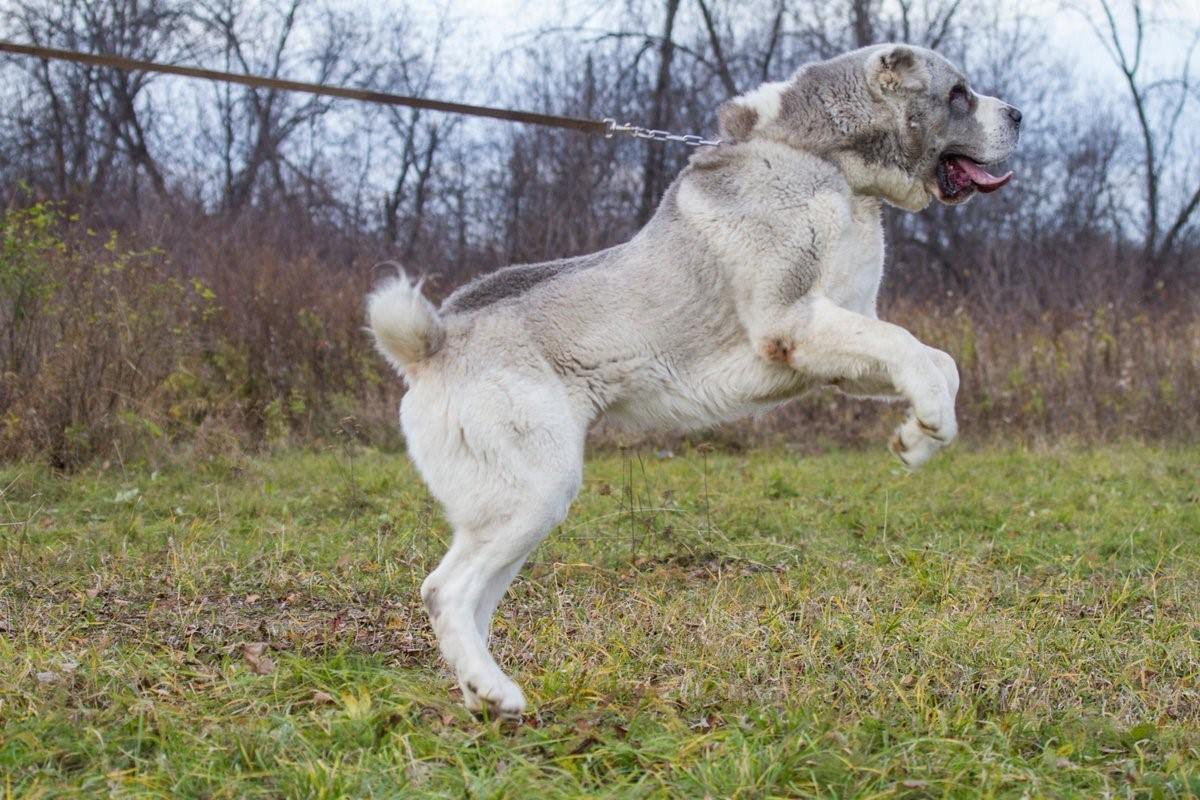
<box><xmin>459</xmin><ymin>671</ymin><xmax>526</xmax><ymax>720</ymax></box>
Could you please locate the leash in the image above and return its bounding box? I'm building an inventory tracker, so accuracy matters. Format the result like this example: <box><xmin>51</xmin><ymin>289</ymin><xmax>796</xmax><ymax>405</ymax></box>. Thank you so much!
<box><xmin>0</xmin><ymin>40</ymin><xmax>722</xmax><ymax>148</ymax></box>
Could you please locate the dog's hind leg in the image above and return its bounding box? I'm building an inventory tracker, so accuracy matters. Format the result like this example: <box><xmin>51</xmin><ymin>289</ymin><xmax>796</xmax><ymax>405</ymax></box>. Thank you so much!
<box><xmin>474</xmin><ymin>558</ymin><xmax>526</xmax><ymax>641</ymax></box>
<box><xmin>421</xmin><ymin>473</ymin><xmax>578</xmax><ymax>717</ymax></box>
<box><xmin>406</xmin><ymin>374</ymin><xmax>584</xmax><ymax>718</ymax></box>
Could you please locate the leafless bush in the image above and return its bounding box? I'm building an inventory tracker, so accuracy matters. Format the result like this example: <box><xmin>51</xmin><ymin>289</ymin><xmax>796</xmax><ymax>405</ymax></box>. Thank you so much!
<box><xmin>0</xmin><ymin>203</ymin><xmax>405</xmax><ymax>468</ymax></box>
<box><xmin>0</xmin><ymin>204</ymin><xmax>194</xmax><ymax>467</ymax></box>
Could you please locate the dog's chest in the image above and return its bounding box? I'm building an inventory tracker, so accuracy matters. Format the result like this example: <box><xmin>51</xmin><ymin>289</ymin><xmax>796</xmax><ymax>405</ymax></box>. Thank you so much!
<box><xmin>816</xmin><ymin>198</ymin><xmax>884</xmax><ymax>314</ymax></box>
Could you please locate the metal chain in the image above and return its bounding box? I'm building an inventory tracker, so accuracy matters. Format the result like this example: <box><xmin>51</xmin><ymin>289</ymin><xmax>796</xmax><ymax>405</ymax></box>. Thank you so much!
<box><xmin>603</xmin><ymin>118</ymin><xmax>722</xmax><ymax>148</ymax></box>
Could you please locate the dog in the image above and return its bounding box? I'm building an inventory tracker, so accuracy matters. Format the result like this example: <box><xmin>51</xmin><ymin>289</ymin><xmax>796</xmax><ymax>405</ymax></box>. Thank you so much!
<box><xmin>367</xmin><ymin>44</ymin><xmax>1020</xmax><ymax>717</ymax></box>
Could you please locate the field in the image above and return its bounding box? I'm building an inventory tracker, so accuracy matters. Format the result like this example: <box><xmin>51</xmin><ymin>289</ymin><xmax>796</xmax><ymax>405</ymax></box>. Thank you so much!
<box><xmin>1</xmin><ymin>443</ymin><xmax>1198</xmax><ymax>798</ymax></box>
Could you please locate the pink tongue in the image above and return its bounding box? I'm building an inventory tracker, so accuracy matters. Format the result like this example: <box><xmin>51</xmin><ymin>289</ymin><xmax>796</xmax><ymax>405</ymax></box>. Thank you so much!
<box><xmin>952</xmin><ymin>156</ymin><xmax>1012</xmax><ymax>193</ymax></box>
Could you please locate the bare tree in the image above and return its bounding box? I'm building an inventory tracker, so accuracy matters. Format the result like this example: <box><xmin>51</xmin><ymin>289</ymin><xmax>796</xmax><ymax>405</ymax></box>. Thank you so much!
<box><xmin>893</xmin><ymin>0</ymin><xmax>967</xmax><ymax>49</ymax></box>
<box><xmin>636</xmin><ymin>0</ymin><xmax>682</xmax><ymax>224</ymax></box>
<box><xmin>1081</xmin><ymin>0</ymin><xmax>1200</xmax><ymax>291</ymax></box>
<box><xmin>192</xmin><ymin>0</ymin><xmax>366</xmax><ymax>214</ymax></box>
<box><xmin>696</xmin><ymin>0</ymin><xmax>739</xmax><ymax>94</ymax></box>
<box><xmin>0</xmin><ymin>0</ymin><xmax>1196</xmax><ymax>313</ymax></box>
<box><xmin>2</xmin><ymin>0</ymin><xmax>187</xmax><ymax>210</ymax></box>
<box><xmin>373</xmin><ymin>12</ymin><xmax>452</xmax><ymax>253</ymax></box>
<box><xmin>850</xmin><ymin>0</ymin><xmax>880</xmax><ymax>47</ymax></box>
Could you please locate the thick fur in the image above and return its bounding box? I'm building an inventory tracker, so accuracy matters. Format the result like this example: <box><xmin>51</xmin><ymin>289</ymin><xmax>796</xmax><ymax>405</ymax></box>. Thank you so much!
<box><xmin>368</xmin><ymin>44</ymin><xmax>1019</xmax><ymax>717</ymax></box>
<box><xmin>367</xmin><ymin>276</ymin><xmax>444</xmax><ymax>372</ymax></box>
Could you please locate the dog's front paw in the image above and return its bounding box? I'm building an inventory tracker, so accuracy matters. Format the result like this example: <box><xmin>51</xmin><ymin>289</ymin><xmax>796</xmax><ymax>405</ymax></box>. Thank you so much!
<box><xmin>459</xmin><ymin>670</ymin><xmax>526</xmax><ymax>719</ymax></box>
<box><xmin>890</xmin><ymin>410</ymin><xmax>954</xmax><ymax>469</ymax></box>
<box><xmin>925</xmin><ymin>347</ymin><xmax>960</xmax><ymax>402</ymax></box>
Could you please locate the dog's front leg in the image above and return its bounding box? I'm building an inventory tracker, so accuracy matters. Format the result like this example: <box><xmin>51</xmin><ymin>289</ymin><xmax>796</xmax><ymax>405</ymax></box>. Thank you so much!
<box><xmin>832</xmin><ymin>344</ymin><xmax>959</xmax><ymax>402</ymax></box>
<box><xmin>760</xmin><ymin>297</ymin><xmax>958</xmax><ymax>467</ymax></box>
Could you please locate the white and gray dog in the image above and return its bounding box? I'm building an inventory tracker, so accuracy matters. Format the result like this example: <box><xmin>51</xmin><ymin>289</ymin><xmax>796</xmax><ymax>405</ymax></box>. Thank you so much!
<box><xmin>368</xmin><ymin>44</ymin><xmax>1020</xmax><ymax>716</ymax></box>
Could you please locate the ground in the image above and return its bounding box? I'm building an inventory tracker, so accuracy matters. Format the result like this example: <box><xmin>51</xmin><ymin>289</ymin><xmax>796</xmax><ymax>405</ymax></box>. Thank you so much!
<box><xmin>1</xmin><ymin>443</ymin><xmax>1198</xmax><ymax>798</ymax></box>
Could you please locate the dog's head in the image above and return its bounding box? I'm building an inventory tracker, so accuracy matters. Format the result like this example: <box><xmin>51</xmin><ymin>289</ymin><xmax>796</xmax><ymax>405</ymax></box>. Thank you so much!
<box><xmin>717</xmin><ymin>44</ymin><xmax>1021</xmax><ymax>210</ymax></box>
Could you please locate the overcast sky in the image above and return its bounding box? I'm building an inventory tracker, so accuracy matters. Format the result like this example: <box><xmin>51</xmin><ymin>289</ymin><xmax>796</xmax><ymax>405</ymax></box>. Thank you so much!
<box><xmin>430</xmin><ymin>0</ymin><xmax>1200</xmax><ymax>100</ymax></box>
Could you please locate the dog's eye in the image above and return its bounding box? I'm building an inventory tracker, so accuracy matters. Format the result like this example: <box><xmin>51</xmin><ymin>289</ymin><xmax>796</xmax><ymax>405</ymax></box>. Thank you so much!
<box><xmin>949</xmin><ymin>84</ymin><xmax>970</xmax><ymax>111</ymax></box>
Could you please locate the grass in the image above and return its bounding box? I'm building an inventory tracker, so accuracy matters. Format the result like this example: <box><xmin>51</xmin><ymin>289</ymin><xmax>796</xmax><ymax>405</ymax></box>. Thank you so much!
<box><xmin>1</xmin><ymin>442</ymin><xmax>1198</xmax><ymax>798</ymax></box>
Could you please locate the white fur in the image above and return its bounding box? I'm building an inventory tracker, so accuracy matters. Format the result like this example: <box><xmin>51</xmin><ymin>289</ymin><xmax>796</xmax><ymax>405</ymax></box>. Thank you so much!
<box><xmin>836</xmin><ymin>152</ymin><xmax>933</xmax><ymax>212</ymax></box>
<box><xmin>367</xmin><ymin>276</ymin><xmax>444</xmax><ymax>373</ymax></box>
<box><xmin>398</xmin><ymin>345</ymin><xmax>584</xmax><ymax>716</ymax></box>
<box><xmin>736</xmin><ymin>80</ymin><xmax>788</xmax><ymax>130</ymax></box>
<box><xmin>971</xmin><ymin>92</ymin><xmax>1021</xmax><ymax>164</ymax></box>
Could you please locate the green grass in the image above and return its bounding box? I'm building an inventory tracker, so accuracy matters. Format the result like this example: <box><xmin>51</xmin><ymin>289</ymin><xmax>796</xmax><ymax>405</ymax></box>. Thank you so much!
<box><xmin>1</xmin><ymin>443</ymin><xmax>1198</xmax><ymax>798</ymax></box>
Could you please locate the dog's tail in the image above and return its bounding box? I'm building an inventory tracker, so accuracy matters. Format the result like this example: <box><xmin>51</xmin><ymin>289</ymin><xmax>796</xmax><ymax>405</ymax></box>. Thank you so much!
<box><xmin>367</xmin><ymin>273</ymin><xmax>445</xmax><ymax>374</ymax></box>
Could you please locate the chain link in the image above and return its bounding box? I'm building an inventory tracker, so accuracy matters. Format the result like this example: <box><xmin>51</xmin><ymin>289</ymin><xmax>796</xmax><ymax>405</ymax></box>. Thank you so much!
<box><xmin>603</xmin><ymin>118</ymin><xmax>722</xmax><ymax>148</ymax></box>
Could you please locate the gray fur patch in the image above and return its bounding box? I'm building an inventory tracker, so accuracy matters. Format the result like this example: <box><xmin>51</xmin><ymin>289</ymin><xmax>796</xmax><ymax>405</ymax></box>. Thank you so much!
<box><xmin>422</xmin><ymin>586</ymin><xmax>440</xmax><ymax>619</ymax></box>
<box><xmin>442</xmin><ymin>253</ymin><xmax>605</xmax><ymax>314</ymax></box>
<box><xmin>717</xmin><ymin>101</ymin><xmax>759</xmax><ymax>141</ymax></box>
<box><xmin>777</xmin><ymin>249</ymin><xmax>820</xmax><ymax>304</ymax></box>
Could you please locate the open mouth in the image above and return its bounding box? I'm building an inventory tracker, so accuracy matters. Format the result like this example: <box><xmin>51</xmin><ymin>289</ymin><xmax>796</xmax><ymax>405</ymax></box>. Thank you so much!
<box><xmin>936</xmin><ymin>154</ymin><xmax>1013</xmax><ymax>199</ymax></box>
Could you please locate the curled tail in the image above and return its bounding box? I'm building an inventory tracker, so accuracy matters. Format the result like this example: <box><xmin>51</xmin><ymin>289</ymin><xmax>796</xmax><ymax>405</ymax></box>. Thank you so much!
<box><xmin>367</xmin><ymin>274</ymin><xmax>444</xmax><ymax>374</ymax></box>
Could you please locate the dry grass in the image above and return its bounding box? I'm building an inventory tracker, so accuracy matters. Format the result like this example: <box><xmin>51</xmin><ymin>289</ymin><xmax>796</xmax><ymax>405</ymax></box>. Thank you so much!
<box><xmin>2</xmin><ymin>203</ymin><xmax>1198</xmax><ymax>470</ymax></box>
<box><xmin>1</xmin><ymin>443</ymin><xmax>1198</xmax><ymax>797</ymax></box>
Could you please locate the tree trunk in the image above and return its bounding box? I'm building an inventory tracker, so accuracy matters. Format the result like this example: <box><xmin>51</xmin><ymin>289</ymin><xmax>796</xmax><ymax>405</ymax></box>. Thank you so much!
<box><xmin>636</xmin><ymin>0</ymin><xmax>681</xmax><ymax>226</ymax></box>
<box><xmin>850</xmin><ymin>0</ymin><xmax>878</xmax><ymax>47</ymax></box>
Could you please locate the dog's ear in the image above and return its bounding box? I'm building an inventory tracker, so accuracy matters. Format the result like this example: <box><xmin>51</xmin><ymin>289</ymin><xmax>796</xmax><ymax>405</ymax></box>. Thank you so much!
<box><xmin>866</xmin><ymin>45</ymin><xmax>928</xmax><ymax>96</ymax></box>
<box><xmin>716</xmin><ymin>81</ymin><xmax>788</xmax><ymax>141</ymax></box>
<box><xmin>717</xmin><ymin>99</ymin><xmax>758</xmax><ymax>141</ymax></box>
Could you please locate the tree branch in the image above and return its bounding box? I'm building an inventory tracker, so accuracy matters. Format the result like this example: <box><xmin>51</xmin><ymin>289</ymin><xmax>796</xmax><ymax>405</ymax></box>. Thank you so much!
<box><xmin>695</xmin><ymin>0</ymin><xmax>738</xmax><ymax>96</ymax></box>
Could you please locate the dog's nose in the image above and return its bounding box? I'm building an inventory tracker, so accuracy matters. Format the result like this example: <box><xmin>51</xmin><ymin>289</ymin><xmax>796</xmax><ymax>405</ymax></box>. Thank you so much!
<box><xmin>1006</xmin><ymin>105</ymin><xmax>1023</xmax><ymax>126</ymax></box>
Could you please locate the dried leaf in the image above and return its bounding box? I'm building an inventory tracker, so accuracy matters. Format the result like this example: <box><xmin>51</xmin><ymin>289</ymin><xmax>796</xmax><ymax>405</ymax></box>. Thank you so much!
<box><xmin>242</xmin><ymin>642</ymin><xmax>275</xmax><ymax>675</ymax></box>
<box><xmin>249</xmin><ymin>655</ymin><xmax>275</xmax><ymax>675</ymax></box>
<box><xmin>568</xmin><ymin>735</ymin><xmax>601</xmax><ymax>755</ymax></box>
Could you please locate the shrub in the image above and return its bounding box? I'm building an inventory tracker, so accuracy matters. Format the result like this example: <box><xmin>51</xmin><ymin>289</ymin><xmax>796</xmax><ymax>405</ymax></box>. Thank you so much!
<box><xmin>0</xmin><ymin>203</ymin><xmax>1195</xmax><ymax>468</ymax></box>
<box><xmin>0</xmin><ymin>204</ymin><xmax>197</xmax><ymax>467</ymax></box>
<box><xmin>0</xmin><ymin>205</ymin><xmax>403</xmax><ymax>468</ymax></box>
